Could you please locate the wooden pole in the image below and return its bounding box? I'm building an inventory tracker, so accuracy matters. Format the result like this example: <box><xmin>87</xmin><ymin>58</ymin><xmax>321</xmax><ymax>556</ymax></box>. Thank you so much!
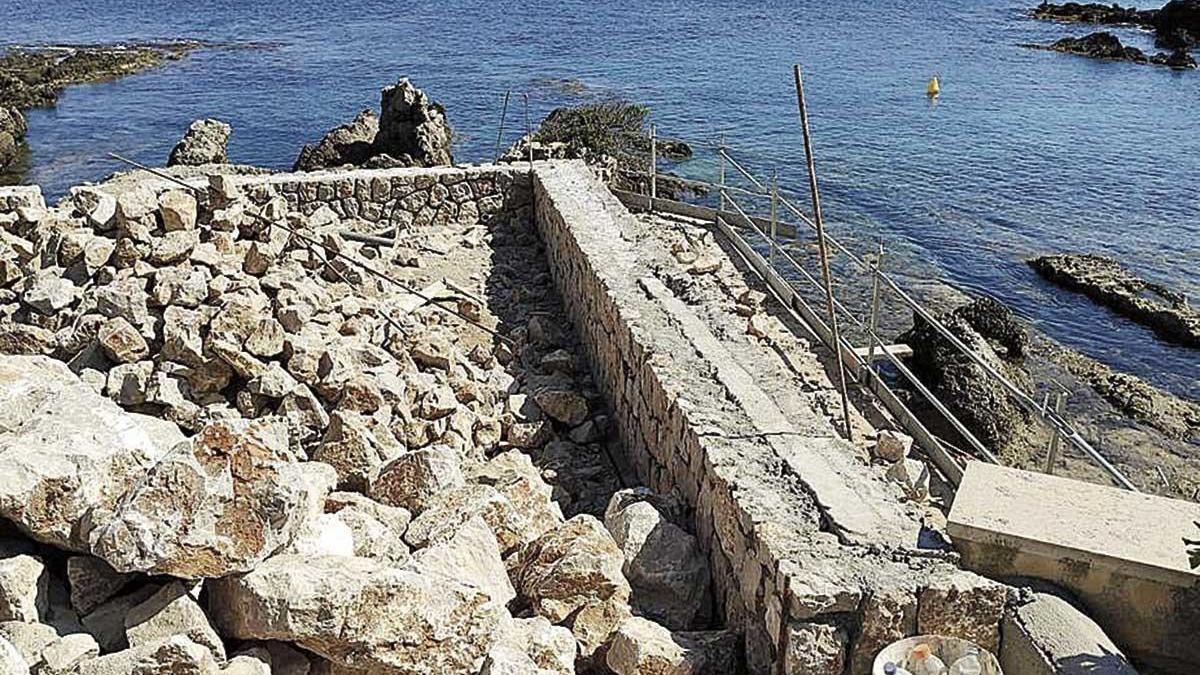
<box><xmin>649</xmin><ymin>122</ymin><xmax>657</xmax><ymax>208</ymax></box>
<box><xmin>793</xmin><ymin>64</ymin><xmax>854</xmax><ymax>442</ymax></box>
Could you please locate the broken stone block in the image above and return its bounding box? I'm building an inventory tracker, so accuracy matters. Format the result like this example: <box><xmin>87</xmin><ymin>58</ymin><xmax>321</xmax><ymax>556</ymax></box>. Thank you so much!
<box><xmin>22</xmin><ymin>273</ymin><xmax>77</xmax><ymax>315</ymax></box>
<box><xmin>40</xmin><ymin>632</ymin><xmax>100</xmax><ymax>674</ymax></box>
<box><xmin>208</xmin><ymin>554</ymin><xmax>504</xmax><ymax>674</ymax></box>
<box><xmin>89</xmin><ymin>418</ymin><xmax>335</xmax><ymax>577</ymax></box>
<box><xmin>314</xmin><ymin>411</ymin><xmax>402</xmax><ymax>492</ymax></box>
<box><xmin>404</xmin><ymin>483</ymin><xmax>529</xmax><ymax>556</ymax></box>
<box><xmin>0</xmin><ymin>635</ymin><xmax>29</xmax><ymax>675</ymax></box>
<box><xmin>872</xmin><ymin>430</ymin><xmax>913</xmax><ymax>464</ymax></box>
<box><xmin>411</xmin><ymin>335</ymin><xmax>456</xmax><ymax>371</ymax></box>
<box><xmin>368</xmin><ymin>445</ymin><xmax>465</xmax><ymax>515</ymax></box>
<box><xmin>76</xmin><ymin>635</ymin><xmax>219</xmax><ymax>675</ymax></box>
<box><xmin>783</xmin><ymin>622</ymin><xmax>847</xmax><ymax>675</ymax></box>
<box><xmin>532</xmin><ymin>386</ymin><xmax>588</xmax><ymax>426</ymax></box>
<box><xmin>244</xmin><ymin>318</ymin><xmax>286</xmax><ymax>358</ymax></box>
<box><xmin>0</xmin><ymin>620</ymin><xmax>57</xmax><ymax>668</ymax></box>
<box><xmin>917</xmin><ymin>571</ymin><xmax>1009</xmax><ymax>654</ymax></box>
<box><xmin>409</xmin><ymin>515</ymin><xmax>515</xmax><ymax>607</ymax></box>
<box><xmin>469</xmin><ymin>451</ymin><xmax>565</xmax><ymax>553</ymax></box>
<box><xmin>482</xmin><ymin>615</ymin><xmax>575</xmax><ymax>675</ymax></box>
<box><xmin>283</xmin><ymin>513</ymin><xmax>356</xmax><ymax>558</ymax></box>
<box><xmin>605</xmin><ymin>616</ymin><xmax>739</xmax><ymax>675</ymax></box>
<box><xmin>887</xmin><ymin>457</ymin><xmax>930</xmax><ymax>501</ymax></box>
<box><xmin>67</xmin><ymin>556</ymin><xmax>133</xmax><ymax>616</ymax></box>
<box><xmin>0</xmin><ymin>356</ymin><xmax>182</xmax><ymax>551</ymax></box>
<box><xmin>848</xmin><ymin>587</ymin><xmax>915</xmax><ymax>675</ymax></box>
<box><xmin>125</xmin><ymin>582</ymin><xmax>226</xmax><ymax>662</ymax></box>
<box><xmin>514</xmin><ymin>514</ymin><xmax>631</xmax><ymax>624</ymax></box>
<box><xmin>81</xmin><ymin>584</ymin><xmax>161</xmax><ymax>653</ymax></box>
<box><xmin>149</xmin><ymin>230</ymin><xmax>199</xmax><ymax>266</ymax></box>
<box><xmin>324</xmin><ymin>492</ymin><xmax>411</xmax><ymax>563</ymax></box>
<box><xmin>97</xmin><ymin>317</ymin><xmax>149</xmax><ymax>363</ymax></box>
<box><xmin>159</xmin><ymin>190</ymin><xmax>198</xmax><ymax>232</ymax></box>
<box><xmin>604</xmin><ymin>489</ymin><xmax>710</xmax><ymax>630</ymax></box>
<box><xmin>105</xmin><ymin>360</ymin><xmax>153</xmax><ymax>406</ymax></box>
<box><xmin>0</xmin><ymin>554</ymin><xmax>47</xmax><ymax>622</ymax></box>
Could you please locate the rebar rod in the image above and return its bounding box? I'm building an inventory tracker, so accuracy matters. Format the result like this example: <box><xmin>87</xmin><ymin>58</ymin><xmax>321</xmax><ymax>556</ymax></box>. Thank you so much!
<box><xmin>494</xmin><ymin>90</ymin><xmax>511</xmax><ymax>161</ymax></box>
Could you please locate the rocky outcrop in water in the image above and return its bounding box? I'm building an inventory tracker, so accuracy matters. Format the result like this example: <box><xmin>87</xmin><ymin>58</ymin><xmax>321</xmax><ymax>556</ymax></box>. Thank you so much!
<box><xmin>1031</xmin><ymin>253</ymin><xmax>1199</xmax><ymax>347</ymax></box>
<box><xmin>293</xmin><ymin>78</ymin><xmax>454</xmax><ymax>171</ymax></box>
<box><xmin>0</xmin><ymin>106</ymin><xmax>25</xmax><ymax>172</ymax></box>
<box><xmin>1032</xmin><ymin>31</ymin><xmax>1198</xmax><ymax>68</ymax></box>
<box><xmin>899</xmin><ymin>297</ymin><xmax>1033</xmax><ymax>454</ymax></box>
<box><xmin>0</xmin><ymin>44</ymin><xmax>192</xmax><ymax>111</ymax></box>
<box><xmin>1155</xmin><ymin>0</ymin><xmax>1200</xmax><ymax>46</ymax></box>
<box><xmin>167</xmin><ymin>119</ymin><xmax>232</xmax><ymax>167</ymax></box>
<box><xmin>1032</xmin><ymin>2</ymin><xmax>1157</xmax><ymax>26</ymax></box>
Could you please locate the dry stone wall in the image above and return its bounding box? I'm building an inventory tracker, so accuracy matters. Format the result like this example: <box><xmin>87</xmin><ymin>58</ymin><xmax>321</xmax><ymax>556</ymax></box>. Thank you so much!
<box><xmin>531</xmin><ymin>161</ymin><xmax>1011</xmax><ymax>674</ymax></box>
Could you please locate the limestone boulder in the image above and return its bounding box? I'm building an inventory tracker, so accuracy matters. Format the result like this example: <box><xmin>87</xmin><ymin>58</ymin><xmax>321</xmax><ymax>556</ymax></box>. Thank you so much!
<box><xmin>408</xmin><ymin>515</ymin><xmax>514</xmax><ymax>607</ymax></box>
<box><xmin>604</xmin><ymin>489</ymin><xmax>710</xmax><ymax>631</ymax></box>
<box><xmin>368</xmin><ymin>445</ymin><xmax>465</xmax><ymax>515</ymax></box>
<box><xmin>76</xmin><ymin>635</ymin><xmax>220</xmax><ymax>675</ymax></box>
<box><xmin>514</xmin><ymin>515</ymin><xmax>631</xmax><ymax>624</ymax></box>
<box><xmin>89</xmin><ymin>418</ymin><xmax>336</xmax><ymax>577</ymax></box>
<box><xmin>469</xmin><ymin>450</ymin><xmax>565</xmax><ymax>551</ymax></box>
<box><xmin>404</xmin><ymin>484</ymin><xmax>531</xmax><ymax>557</ymax></box>
<box><xmin>208</xmin><ymin>554</ymin><xmax>505</xmax><ymax>674</ymax></box>
<box><xmin>125</xmin><ymin>582</ymin><xmax>226</xmax><ymax>662</ymax></box>
<box><xmin>482</xmin><ymin>616</ymin><xmax>575</xmax><ymax>675</ymax></box>
<box><xmin>282</xmin><ymin>513</ymin><xmax>356</xmax><ymax>558</ymax></box>
<box><xmin>314</xmin><ymin>412</ymin><xmax>403</xmax><ymax>492</ymax></box>
<box><xmin>40</xmin><ymin>632</ymin><xmax>100</xmax><ymax>674</ymax></box>
<box><xmin>0</xmin><ymin>635</ymin><xmax>29</xmax><ymax>675</ymax></box>
<box><xmin>324</xmin><ymin>492</ymin><xmax>411</xmax><ymax>563</ymax></box>
<box><xmin>783</xmin><ymin>622</ymin><xmax>847</xmax><ymax>675</ymax></box>
<box><xmin>916</xmin><ymin>571</ymin><xmax>1009</xmax><ymax>654</ymax></box>
<box><xmin>168</xmin><ymin>119</ymin><xmax>231</xmax><ymax>167</ymax></box>
<box><xmin>0</xmin><ymin>554</ymin><xmax>46</xmax><ymax>622</ymax></box>
<box><xmin>605</xmin><ymin>617</ymin><xmax>739</xmax><ymax>675</ymax></box>
<box><xmin>0</xmin><ymin>355</ymin><xmax>181</xmax><ymax>551</ymax></box>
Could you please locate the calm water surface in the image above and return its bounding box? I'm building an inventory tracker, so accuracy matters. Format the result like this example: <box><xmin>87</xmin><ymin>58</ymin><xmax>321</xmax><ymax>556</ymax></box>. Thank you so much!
<box><xmin>3</xmin><ymin>0</ymin><xmax>1197</xmax><ymax>396</ymax></box>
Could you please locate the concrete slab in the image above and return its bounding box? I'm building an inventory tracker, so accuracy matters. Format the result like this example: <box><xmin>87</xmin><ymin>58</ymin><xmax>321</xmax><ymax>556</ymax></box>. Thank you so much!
<box><xmin>1001</xmin><ymin>592</ymin><xmax>1138</xmax><ymax>675</ymax></box>
<box><xmin>948</xmin><ymin>462</ymin><xmax>1200</xmax><ymax>670</ymax></box>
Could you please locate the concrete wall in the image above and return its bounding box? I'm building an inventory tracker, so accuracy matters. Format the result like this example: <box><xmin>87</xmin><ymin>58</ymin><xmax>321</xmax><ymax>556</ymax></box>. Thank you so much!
<box><xmin>950</xmin><ymin>461</ymin><xmax>1200</xmax><ymax>672</ymax></box>
<box><xmin>531</xmin><ymin>161</ymin><xmax>1011</xmax><ymax>674</ymax></box>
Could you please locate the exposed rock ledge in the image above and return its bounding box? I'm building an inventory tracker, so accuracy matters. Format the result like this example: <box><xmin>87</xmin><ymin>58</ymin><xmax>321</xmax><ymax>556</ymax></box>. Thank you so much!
<box><xmin>1025</xmin><ymin>31</ymin><xmax>1197</xmax><ymax>69</ymax></box>
<box><xmin>1030</xmin><ymin>253</ymin><xmax>1199</xmax><ymax>348</ymax></box>
<box><xmin>1033</xmin><ymin>0</ymin><xmax>1200</xmax><ymax>48</ymax></box>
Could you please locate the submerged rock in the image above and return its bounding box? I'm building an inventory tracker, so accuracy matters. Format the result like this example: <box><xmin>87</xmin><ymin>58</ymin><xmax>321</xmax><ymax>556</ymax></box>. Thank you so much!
<box><xmin>1032</xmin><ymin>2</ymin><xmax>1156</xmax><ymax>26</ymax></box>
<box><xmin>168</xmin><ymin>119</ymin><xmax>232</xmax><ymax>167</ymax></box>
<box><xmin>1032</xmin><ymin>31</ymin><xmax>1197</xmax><ymax>68</ymax></box>
<box><xmin>1031</xmin><ymin>253</ymin><xmax>1199</xmax><ymax>347</ymax></box>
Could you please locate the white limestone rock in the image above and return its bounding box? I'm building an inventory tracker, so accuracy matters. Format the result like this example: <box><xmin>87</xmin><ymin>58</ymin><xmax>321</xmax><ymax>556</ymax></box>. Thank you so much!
<box><xmin>0</xmin><ymin>635</ymin><xmax>29</xmax><ymax>675</ymax></box>
<box><xmin>323</xmin><ymin>492</ymin><xmax>411</xmax><ymax>563</ymax></box>
<box><xmin>368</xmin><ymin>445</ymin><xmax>465</xmax><ymax>515</ymax></box>
<box><xmin>208</xmin><ymin>554</ymin><xmax>505</xmax><ymax>674</ymax></box>
<box><xmin>604</xmin><ymin>489</ymin><xmax>711</xmax><ymax>630</ymax></box>
<box><xmin>0</xmin><ymin>355</ymin><xmax>181</xmax><ymax>552</ymax></box>
<box><xmin>0</xmin><ymin>554</ymin><xmax>46</xmax><ymax>622</ymax></box>
<box><xmin>408</xmin><ymin>515</ymin><xmax>514</xmax><ymax>607</ymax></box>
<box><xmin>514</xmin><ymin>515</ymin><xmax>631</xmax><ymax>624</ymax></box>
<box><xmin>125</xmin><ymin>582</ymin><xmax>226</xmax><ymax>662</ymax></box>
<box><xmin>89</xmin><ymin>418</ymin><xmax>335</xmax><ymax>578</ymax></box>
<box><xmin>76</xmin><ymin>635</ymin><xmax>220</xmax><ymax>675</ymax></box>
<box><xmin>482</xmin><ymin>616</ymin><xmax>575</xmax><ymax>675</ymax></box>
<box><xmin>605</xmin><ymin>616</ymin><xmax>739</xmax><ymax>675</ymax></box>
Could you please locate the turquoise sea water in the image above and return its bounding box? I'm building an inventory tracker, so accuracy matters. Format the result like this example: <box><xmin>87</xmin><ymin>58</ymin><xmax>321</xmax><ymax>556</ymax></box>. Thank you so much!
<box><xmin>3</xmin><ymin>0</ymin><xmax>1197</xmax><ymax>397</ymax></box>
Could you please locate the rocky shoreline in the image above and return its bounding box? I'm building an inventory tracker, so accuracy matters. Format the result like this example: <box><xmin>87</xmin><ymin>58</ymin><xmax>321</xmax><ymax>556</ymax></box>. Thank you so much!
<box><xmin>0</xmin><ymin>42</ymin><xmax>199</xmax><ymax>173</ymax></box>
<box><xmin>1026</xmin><ymin>31</ymin><xmax>1197</xmax><ymax>69</ymax></box>
<box><xmin>1027</xmin><ymin>0</ymin><xmax>1200</xmax><ymax>68</ymax></box>
<box><xmin>1030</xmin><ymin>253</ymin><xmax>1199</xmax><ymax>348</ymax></box>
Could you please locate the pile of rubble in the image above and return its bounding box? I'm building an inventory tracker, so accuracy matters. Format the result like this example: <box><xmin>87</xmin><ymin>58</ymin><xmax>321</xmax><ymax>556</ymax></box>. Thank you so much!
<box><xmin>0</xmin><ymin>170</ymin><xmax>733</xmax><ymax>674</ymax></box>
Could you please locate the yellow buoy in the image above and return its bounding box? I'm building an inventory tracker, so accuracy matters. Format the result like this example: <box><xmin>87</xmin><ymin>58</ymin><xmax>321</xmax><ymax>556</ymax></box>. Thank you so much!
<box><xmin>926</xmin><ymin>76</ymin><xmax>941</xmax><ymax>98</ymax></box>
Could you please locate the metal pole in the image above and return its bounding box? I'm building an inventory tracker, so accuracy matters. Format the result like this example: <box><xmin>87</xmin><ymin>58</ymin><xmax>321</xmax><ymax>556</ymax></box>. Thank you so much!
<box><xmin>865</xmin><ymin>241</ymin><xmax>885</xmax><ymax>378</ymax></box>
<box><xmin>717</xmin><ymin>135</ymin><xmax>727</xmax><ymax>213</ymax></box>
<box><xmin>1043</xmin><ymin>392</ymin><xmax>1066</xmax><ymax>475</ymax></box>
<box><xmin>769</xmin><ymin>169</ymin><xmax>778</xmax><ymax>267</ymax></box>
<box><xmin>494</xmin><ymin>90</ymin><xmax>511</xmax><ymax>162</ymax></box>
<box><xmin>794</xmin><ymin>64</ymin><xmax>854</xmax><ymax>442</ymax></box>
<box><xmin>522</xmin><ymin>93</ymin><xmax>533</xmax><ymax>173</ymax></box>
<box><xmin>649</xmin><ymin>122</ymin><xmax>657</xmax><ymax>209</ymax></box>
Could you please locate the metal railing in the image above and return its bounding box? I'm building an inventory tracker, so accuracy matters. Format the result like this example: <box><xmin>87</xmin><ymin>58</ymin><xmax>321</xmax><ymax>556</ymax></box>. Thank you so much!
<box><xmin>619</xmin><ymin>125</ymin><xmax>1139</xmax><ymax>491</ymax></box>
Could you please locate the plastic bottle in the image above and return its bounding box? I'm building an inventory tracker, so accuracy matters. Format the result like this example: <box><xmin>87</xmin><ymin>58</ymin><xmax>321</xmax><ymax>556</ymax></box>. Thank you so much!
<box><xmin>905</xmin><ymin>644</ymin><xmax>948</xmax><ymax>675</ymax></box>
<box><xmin>948</xmin><ymin>653</ymin><xmax>982</xmax><ymax>675</ymax></box>
<box><xmin>884</xmin><ymin>662</ymin><xmax>914</xmax><ymax>675</ymax></box>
